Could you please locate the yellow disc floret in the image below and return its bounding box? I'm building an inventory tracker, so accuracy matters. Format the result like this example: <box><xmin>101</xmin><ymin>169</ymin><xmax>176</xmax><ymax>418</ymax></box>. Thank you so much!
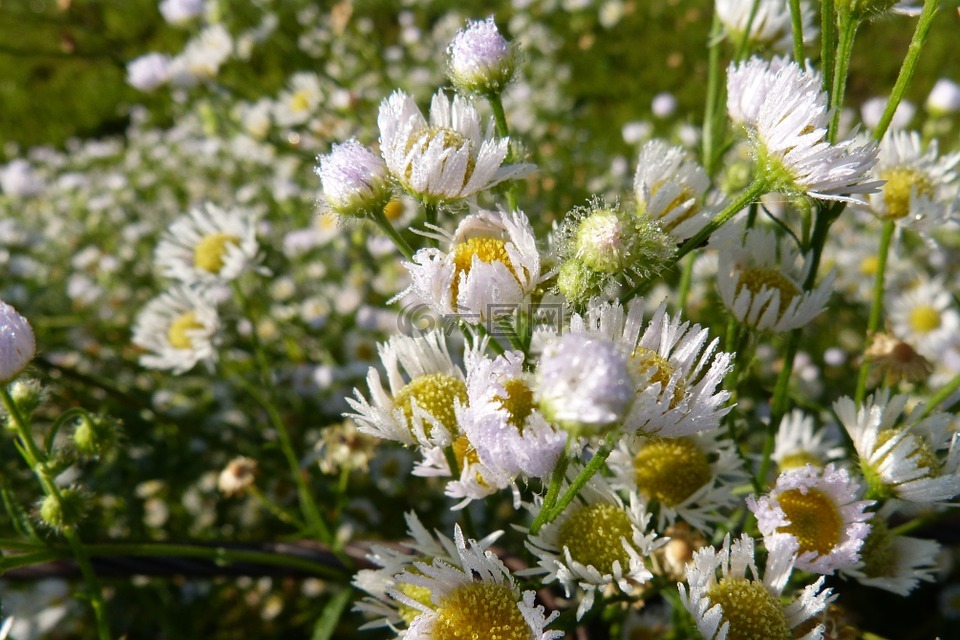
<box><xmin>557</xmin><ymin>503</ymin><xmax>634</xmax><ymax>574</ymax></box>
<box><xmin>451</xmin><ymin>236</ymin><xmax>518</xmax><ymax>302</ymax></box>
<box><xmin>705</xmin><ymin>578</ymin><xmax>791</xmax><ymax>640</ymax></box>
<box><xmin>859</xmin><ymin>518</ymin><xmax>896</xmax><ymax>578</ymax></box>
<box><xmin>397</xmin><ymin>581</ymin><xmax>433</xmax><ymax>626</ymax></box>
<box><xmin>168</xmin><ymin>311</ymin><xmax>203</xmax><ymax>350</ymax></box>
<box><xmin>908</xmin><ymin>305</ymin><xmax>941</xmax><ymax>334</ymax></box>
<box><xmin>633</xmin><ymin>437</ymin><xmax>712</xmax><ymax>506</ymax></box>
<box><xmin>777</xmin><ymin>451</ymin><xmax>824</xmax><ymax>471</ymax></box>
<box><xmin>630</xmin><ymin>346</ymin><xmax>685</xmax><ymax>408</ymax></box>
<box><xmin>494</xmin><ymin>378</ymin><xmax>536</xmax><ymax>431</ymax></box>
<box><xmin>775</xmin><ymin>488</ymin><xmax>842</xmax><ymax>556</ymax></box>
<box><xmin>880</xmin><ymin>167</ymin><xmax>934</xmax><ymax>220</ymax></box>
<box><xmin>433</xmin><ymin>582</ymin><xmax>529</xmax><ymax>640</ymax></box>
<box><xmin>194</xmin><ymin>232</ymin><xmax>241</xmax><ymax>274</ymax></box>
<box><xmin>737</xmin><ymin>267</ymin><xmax>801</xmax><ymax>320</ymax></box>
<box><xmin>393</xmin><ymin>373</ymin><xmax>467</xmax><ymax>437</ymax></box>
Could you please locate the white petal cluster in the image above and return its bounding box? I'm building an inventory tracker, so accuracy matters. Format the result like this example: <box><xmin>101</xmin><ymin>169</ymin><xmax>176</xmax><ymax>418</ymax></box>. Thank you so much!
<box><xmin>634</xmin><ymin>139</ymin><xmax>714</xmax><ymax>242</ymax></box>
<box><xmin>772</xmin><ymin>409</ymin><xmax>845</xmax><ymax>470</ymax></box>
<box><xmin>132</xmin><ymin>286</ymin><xmax>219</xmax><ymax>374</ymax></box>
<box><xmin>716</xmin><ymin>0</ymin><xmax>817</xmax><ymax>53</ymax></box>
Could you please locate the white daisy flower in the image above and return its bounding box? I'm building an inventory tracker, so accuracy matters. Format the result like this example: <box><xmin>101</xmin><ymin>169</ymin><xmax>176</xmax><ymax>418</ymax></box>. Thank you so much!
<box><xmin>447</xmin><ymin>16</ymin><xmax>517</xmax><ymax>94</ymax></box>
<box><xmin>834</xmin><ymin>390</ymin><xmax>960</xmax><ymax>507</ymax></box>
<box><xmin>0</xmin><ymin>299</ymin><xmax>36</xmax><ymax>383</ymax></box>
<box><xmin>568</xmin><ymin>299</ymin><xmax>733</xmax><ymax>437</ymax></box>
<box><xmin>772</xmin><ymin>409</ymin><xmax>845</xmax><ymax>471</ymax></box>
<box><xmin>395</xmin><ymin>525</ymin><xmax>562</xmax><ymax>640</ymax></box>
<box><xmin>169</xmin><ymin>24</ymin><xmax>232</xmax><ymax>85</ymax></box>
<box><xmin>352</xmin><ymin>511</ymin><xmax>503</xmax><ymax>632</ymax></box>
<box><xmin>607</xmin><ymin>429</ymin><xmax>749</xmax><ymax>532</ymax></box>
<box><xmin>727</xmin><ymin>56</ymin><xmax>881</xmax><ymax>201</ymax></box>
<box><xmin>887</xmin><ymin>277</ymin><xmax>960</xmax><ymax>361</ymax></box>
<box><xmin>748</xmin><ymin>463</ymin><xmax>874</xmax><ymax>574</ymax></box>
<box><xmin>523</xmin><ymin>475</ymin><xmax>663</xmax><ymax>620</ymax></box>
<box><xmin>841</xmin><ymin>508</ymin><xmax>940</xmax><ymax>596</ymax></box>
<box><xmin>858</xmin><ymin>130</ymin><xmax>960</xmax><ymax>231</ymax></box>
<box><xmin>399</xmin><ymin>208</ymin><xmax>541</xmax><ymax>322</ymax></box>
<box><xmin>714</xmin><ymin>222</ymin><xmax>835</xmax><ymax>333</ymax></box>
<box><xmin>345</xmin><ymin>330</ymin><xmax>472</xmax><ymax>448</ymax></box>
<box><xmin>377</xmin><ymin>89</ymin><xmax>533</xmax><ymax>205</ymax></box>
<box><xmin>316</xmin><ymin>138</ymin><xmax>393</xmax><ymax>218</ymax></box>
<box><xmin>273</xmin><ymin>72</ymin><xmax>323</xmax><ymax>128</ymax></box>
<box><xmin>716</xmin><ymin>0</ymin><xmax>817</xmax><ymax>53</ymax></box>
<box><xmin>633</xmin><ymin>139</ymin><xmax>713</xmax><ymax>242</ymax></box>
<box><xmin>154</xmin><ymin>202</ymin><xmax>260</xmax><ymax>284</ymax></box>
<box><xmin>132</xmin><ymin>286</ymin><xmax>219</xmax><ymax>374</ymax></box>
<box><xmin>679</xmin><ymin>533</ymin><xmax>831</xmax><ymax>640</ymax></box>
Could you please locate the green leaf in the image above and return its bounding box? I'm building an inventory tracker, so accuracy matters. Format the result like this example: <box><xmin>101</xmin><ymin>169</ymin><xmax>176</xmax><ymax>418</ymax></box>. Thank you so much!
<box><xmin>311</xmin><ymin>587</ymin><xmax>353</xmax><ymax>640</ymax></box>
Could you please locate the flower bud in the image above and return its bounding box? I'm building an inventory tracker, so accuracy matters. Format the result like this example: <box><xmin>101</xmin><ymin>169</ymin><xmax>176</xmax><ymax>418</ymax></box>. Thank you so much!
<box><xmin>447</xmin><ymin>16</ymin><xmax>517</xmax><ymax>94</ymax></box>
<box><xmin>73</xmin><ymin>414</ymin><xmax>120</xmax><ymax>457</ymax></box>
<box><xmin>39</xmin><ymin>487</ymin><xmax>86</xmax><ymax>532</ymax></box>
<box><xmin>0</xmin><ymin>300</ymin><xmax>35</xmax><ymax>384</ymax></box>
<box><xmin>9</xmin><ymin>378</ymin><xmax>41</xmax><ymax>416</ymax></box>
<box><xmin>316</xmin><ymin>139</ymin><xmax>393</xmax><ymax>218</ymax></box>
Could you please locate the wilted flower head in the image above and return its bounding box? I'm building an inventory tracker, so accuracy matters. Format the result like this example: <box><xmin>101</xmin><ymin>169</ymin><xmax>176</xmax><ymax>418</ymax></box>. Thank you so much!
<box><xmin>218</xmin><ymin>457</ymin><xmax>258</xmax><ymax>496</ymax></box>
<box><xmin>447</xmin><ymin>16</ymin><xmax>517</xmax><ymax>94</ymax></box>
<box><xmin>864</xmin><ymin>332</ymin><xmax>933</xmax><ymax>387</ymax></box>
<box><xmin>317</xmin><ymin>138</ymin><xmax>393</xmax><ymax>218</ymax></box>
<box><xmin>0</xmin><ymin>300</ymin><xmax>36</xmax><ymax>383</ymax></box>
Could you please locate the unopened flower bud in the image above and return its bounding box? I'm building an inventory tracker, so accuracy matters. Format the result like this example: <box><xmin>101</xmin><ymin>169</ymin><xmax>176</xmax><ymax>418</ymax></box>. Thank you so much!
<box><xmin>39</xmin><ymin>487</ymin><xmax>86</xmax><ymax>532</ymax></box>
<box><xmin>73</xmin><ymin>414</ymin><xmax>120</xmax><ymax>457</ymax></box>
<box><xmin>556</xmin><ymin>259</ymin><xmax>598</xmax><ymax>306</ymax></box>
<box><xmin>0</xmin><ymin>300</ymin><xmax>35</xmax><ymax>384</ymax></box>
<box><xmin>316</xmin><ymin>139</ymin><xmax>393</xmax><ymax>218</ymax></box>
<box><xmin>9</xmin><ymin>378</ymin><xmax>41</xmax><ymax>416</ymax></box>
<box><xmin>218</xmin><ymin>456</ymin><xmax>258</xmax><ymax>496</ymax></box>
<box><xmin>447</xmin><ymin>16</ymin><xmax>517</xmax><ymax>94</ymax></box>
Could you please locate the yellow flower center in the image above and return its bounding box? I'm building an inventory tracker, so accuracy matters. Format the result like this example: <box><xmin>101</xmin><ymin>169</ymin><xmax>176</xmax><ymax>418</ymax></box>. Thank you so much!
<box><xmin>737</xmin><ymin>267</ymin><xmax>801</xmax><ymax>320</ymax></box>
<box><xmin>908</xmin><ymin>305</ymin><xmax>941</xmax><ymax>334</ymax></box>
<box><xmin>775</xmin><ymin>488</ymin><xmax>842</xmax><ymax>556</ymax></box>
<box><xmin>777</xmin><ymin>451</ymin><xmax>824</xmax><ymax>471</ymax></box>
<box><xmin>705</xmin><ymin>578</ymin><xmax>791</xmax><ymax>640</ymax></box>
<box><xmin>405</xmin><ymin>126</ymin><xmax>476</xmax><ymax>187</ymax></box>
<box><xmin>880</xmin><ymin>167</ymin><xmax>934</xmax><ymax>220</ymax></box>
<box><xmin>433</xmin><ymin>582</ymin><xmax>529</xmax><ymax>640</ymax></box>
<box><xmin>393</xmin><ymin>373</ymin><xmax>467</xmax><ymax>437</ymax></box>
<box><xmin>167</xmin><ymin>311</ymin><xmax>203</xmax><ymax>350</ymax></box>
<box><xmin>632</xmin><ymin>437</ymin><xmax>712</xmax><ymax>506</ymax></box>
<box><xmin>494</xmin><ymin>378</ymin><xmax>536</xmax><ymax>431</ymax></box>
<box><xmin>859</xmin><ymin>519</ymin><xmax>896</xmax><ymax>578</ymax></box>
<box><xmin>557</xmin><ymin>503</ymin><xmax>633</xmax><ymax>574</ymax></box>
<box><xmin>397</xmin><ymin>582</ymin><xmax>433</xmax><ymax>625</ymax></box>
<box><xmin>383</xmin><ymin>199</ymin><xmax>405</xmax><ymax>221</ymax></box>
<box><xmin>194</xmin><ymin>232</ymin><xmax>241</xmax><ymax>274</ymax></box>
<box><xmin>451</xmin><ymin>236</ymin><xmax>519</xmax><ymax>302</ymax></box>
<box><xmin>859</xmin><ymin>255</ymin><xmax>879</xmax><ymax>277</ymax></box>
<box><xmin>630</xmin><ymin>346</ymin><xmax>685</xmax><ymax>408</ymax></box>
<box><xmin>290</xmin><ymin>89</ymin><xmax>312</xmax><ymax>113</ymax></box>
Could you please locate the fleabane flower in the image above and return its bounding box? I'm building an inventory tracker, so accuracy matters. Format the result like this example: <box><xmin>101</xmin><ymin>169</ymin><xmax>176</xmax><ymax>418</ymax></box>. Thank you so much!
<box><xmin>394</xmin><ymin>525</ymin><xmax>562</xmax><ymax>640</ymax></box>
<box><xmin>523</xmin><ymin>476</ymin><xmax>663</xmax><ymax>620</ymax></box>
<box><xmin>727</xmin><ymin>56</ymin><xmax>881</xmax><ymax>201</ymax></box>
<box><xmin>353</xmin><ymin>511</ymin><xmax>503</xmax><ymax>632</ymax></box>
<box><xmin>154</xmin><ymin>202</ymin><xmax>260</xmax><ymax>284</ymax></box>
<box><xmin>857</xmin><ymin>130</ymin><xmax>960</xmax><ymax>232</ymax></box>
<box><xmin>842</xmin><ymin>509</ymin><xmax>940</xmax><ymax>595</ymax></box>
<box><xmin>772</xmin><ymin>409</ymin><xmax>845</xmax><ymax>472</ymax></box>
<box><xmin>126</xmin><ymin>53</ymin><xmax>171</xmax><ymax>92</ymax></box>
<box><xmin>399</xmin><ymin>208</ymin><xmax>541</xmax><ymax>321</ymax></box>
<box><xmin>447</xmin><ymin>16</ymin><xmax>517</xmax><ymax>94</ymax></box>
<box><xmin>316</xmin><ymin>138</ymin><xmax>393</xmax><ymax>218</ymax></box>
<box><xmin>0</xmin><ymin>299</ymin><xmax>36</xmax><ymax>383</ymax></box>
<box><xmin>132</xmin><ymin>286</ymin><xmax>219</xmax><ymax>374</ymax></box>
<box><xmin>346</xmin><ymin>330</ymin><xmax>471</xmax><ymax>448</ymax></box>
<box><xmin>378</xmin><ymin>89</ymin><xmax>533</xmax><ymax>205</ymax></box>
<box><xmin>713</xmin><ymin>223</ymin><xmax>835</xmax><ymax>333</ymax></box>
<box><xmin>886</xmin><ymin>277</ymin><xmax>960</xmax><ymax>361</ymax></box>
<box><xmin>716</xmin><ymin>0</ymin><xmax>817</xmax><ymax>53</ymax></box>
<box><xmin>748</xmin><ymin>463</ymin><xmax>874</xmax><ymax>574</ymax></box>
<box><xmin>634</xmin><ymin>139</ymin><xmax>714</xmax><ymax>242</ymax></box>
<box><xmin>608</xmin><ymin>429</ymin><xmax>748</xmax><ymax>532</ymax></box>
<box><xmin>273</xmin><ymin>72</ymin><xmax>323</xmax><ymax>128</ymax></box>
<box><xmin>834</xmin><ymin>390</ymin><xmax>960</xmax><ymax>507</ymax></box>
<box><xmin>679</xmin><ymin>533</ymin><xmax>831</xmax><ymax>640</ymax></box>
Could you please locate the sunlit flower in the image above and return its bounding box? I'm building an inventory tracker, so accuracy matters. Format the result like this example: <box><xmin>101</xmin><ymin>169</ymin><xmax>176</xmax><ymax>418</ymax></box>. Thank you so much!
<box><xmin>679</xmin><ymin>533</ymin><xmax>830</xmax><ymax>640</ymax></box>
<box><xmin>772</xmin><ymin>409</ymin><xmax>845</xmax><ymax>471</ymax></box>
<box><xmin>132</xmin><ymin>286</ymin><xmax>219</xmax><ymax>374</ymax></box>
<box><xmin>273</xmin><ymin>72</ymin><xmax>324</xmax><ymax>128</ymax></box>
<box><xmin>887</xmin><ymin>277</ymin><xmax>960</xmax><ymax>360</ymax></box>
<box><xmin>634</xmin><ymin>139</ymin><xmax>713</xmax><ymax>242</ymax></box>
<box><xmin>377</xmin><ymin>89</ymin><xmax>533</xmax><ymax>204</ymax></box>
<box><xmin>447</xmin><ymin>16</ymin><xmax>517</xmax><ymax>94</ymax></box>
<box><xmin>316</xmin><ymin>138</ymin><xmax>393</xmax><ymax>218</ymax></box>
<box><xmin>716</xmin><ymin>0</ymin><xmax>817</xmax><ymax>53</ymax></box>
<box><xmin>0</xmin><ymin>299</ymin><xmax>35</xmax><ymax>383</ymax></box>
<box><xmin>749</xmin><ymin>463</ymin><xmax>873</xmax><ymax>574</ymax></box>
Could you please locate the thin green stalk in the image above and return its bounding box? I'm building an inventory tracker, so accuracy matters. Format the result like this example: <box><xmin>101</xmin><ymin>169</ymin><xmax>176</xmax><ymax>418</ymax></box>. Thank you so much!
<box><xmin>369</xmin><ymin>207</ymin><xmax>414</xmax><ymax>260</ymax></box>
<box><xmin>486</xmin><ymin>92</ymin><xmax>519</xmax><ymax>211</ymax></box>
<box><xmin>544</xmin><ymin>432</ymin><xmax>620</xmax><ymax>525</ymax></box>
<box><xmin>424</xmin><ymin>202</ymin><xmax>439</xmax><ymax>230</ymax></box>
<box><xmin>920</xmin><ymin>373</ymin><xmax>960</xmax><ymax>419</ymax></box>
<box><xmin>854</xmin><ymin>220</ymin><xmax>896</xmax><ymax>404</ymax></box>
<box><xmin>702</xmin><ymin>9</ymin><xmax>724</xmax><ymax>176</ymax></box>
<box><xmin>529</xmin><ymin>439</ymin><xmax>572</xmax><ymax>535</ymax></box>
<box><xmin>829</xmin><ymin>15</ymin><xmax>859</xmax><ymax>143</ymax></box>
<box><xmin>820</xmin><ymin>0</ymin><xmax>836</xmax><ymax>102</ymax></box>
<box><xmin>872</xmin><ymin>0</ymin><xmax>939</xmax><ymax>141</ymax></box>
<box><xmin>676</xmin><ymin>253</ymin><xmax>697</xmax><ymax>311</ymax></box>
<box><xmin>788</xmin><ymin>0</ymin><xmax>805</xmax><ymax>62</ymax></box>
<box><xmin>734</xmin><ymin>0</ymin><xmax>762</xmax><ymax>61</ymax></box>
<box><xmin>248</xmin><ymin>485</ymin><xmax>305</xmax><ymax>529</ymax></box>
<box><xmin>1</xmin><ymin>388</ymin><xmax>112</xmax><ymax>640</ymax></box>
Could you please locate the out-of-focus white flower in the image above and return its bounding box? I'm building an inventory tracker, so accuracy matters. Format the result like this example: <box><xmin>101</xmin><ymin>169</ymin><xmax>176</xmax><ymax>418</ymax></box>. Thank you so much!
<box><xmin>861</xmin><ymin>96</ymin><xmax>915</xmax><ymax>131</ymax></box>
<box><xmin>926</xmin><ymin>78</ymin><xmax>960</xmax><ymax>115</ymax></box>
<box><xmin>317</xmin><ymin>139</ymin><xmax>393</xmax><ymax>218</ymax></box>
<box><xmin>727</xmin><ymin>56</ymin><xmax>881</xmax><ymax>201</ymax></box>
<box><xmin>842</xmin><ymin>509</ymin><xmax>940</xmax><ymax>595</ymax></box>
<box><xmin>749</xmin><ymin>463</ymin><xmax>873</xmax><ymax>574</ymax></box>
<box><xmin>772</xmin><ymin>409</ymin><xmax>845</xmax><ymax>471</ymax></box>
<box><xmin>651</xmin><ymin>92</ymin><xmax>677</xmax><ymax>118</ymax></box>
<box><xmin>679</xmin><ymin>533</ymin><xmax>830</xmax><ymax>640</ymax></box>
<box><xmin>634</xmin><ymin>139</ymin><xmax>713</xmax><ymax>241</ymax></box>
<box><xmin>378</xmin><ymin>90</ymin><xmax>533</xmax><ymax>205</ymax></box>
<box><xmin>159</xmin><ymin>0</ymin><xmax>205</xmax><ymax>24</ymax></box>
<box><xmin>154</xmin><ymin>203</ymin><xmax>260</xmax><ymax>285</ymax></box>
<box><xmin>169</xmin><ymin>24</ymin><xmax>232</xmax><ymax>86</ymax></box>
<box><xmin>0</xmin><ymin>159</ymin><xmax>44</xmax><ymax>198</ymax></box>
<box><xmin>126</xmin><ymin>52</ymin><xmax>171</xmax><ymax>91</ymax></box>
<box><xmin>273</xmin><ymin>72</ymin><xmax>324</xmax><ymax>128</ymax></box>
<box><xmin>132</xmin><ymin>286</ymin><xmax>219</xmax><ymax>374</ymax></box>
<box><xmin>887</xmin><ymin>277</ymin><xmax>960</xmax><ymax>360</ymax></box>
<box><xmin>217</xmin><ymin>456</ymin><xmax>258</xmax><ymax>496</ymax></box>
<box><xmin>716</xmin><ymin>0</ymin><xmax>817</xmax><ymax>53</ymax></box>
<box><xmin>447</xmin><ymin>16</ymin><xmax>517</xmax><ymax>94</ymax></box>
<box><xmin>0</xmin><ymin>299</ymin><xmax>35</xmax><ymax>383</ymax></box>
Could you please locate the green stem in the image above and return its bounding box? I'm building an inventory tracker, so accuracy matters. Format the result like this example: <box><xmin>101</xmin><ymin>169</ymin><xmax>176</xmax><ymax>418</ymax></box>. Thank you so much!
<box><xmin>734</xmin><ymin>0</ymin><xmax>762</xmax><ymax>61</ymax></box>
<box><xmin>486</xmin><ymin>92</ymin><xmax>519</xmax><ymax>211</ymax></box>
<box><xmin>702</xmin><ymin>9</ymin><xmax>724</xmax><ymax>177</ymax></box>
<box><xmin>369</xmin><ymin>206</ymin><xmax>414</xmax><ymax>260</ymax></box>
<box><xmin>529</xmin><ymin>438</ymin><xmax>572</xmax><ymax>535</ymax></box>
<box><xmin>872</xmin><ymin>0</ymin><xmax>939</xmax><ymax>141</ymax></box>
<box><xmin>676</xmin><ymin>253</ymin><xmax>697</xmax><ymax>311</ymax></box>
<box><xmin>829</xmin><ymin>15</ymin><xmax>859</xmax><ymax>143</ymax></box>
<box><xmin>854</xmin><ymin>220</ymin><xmax>896</xmax><ymax>404</ymax></box>
<box><xmin>248</xmin><ymin>485</ymin><xmax>305</xmax><ymax>529</ymax></box>
<box><xmin>920</xmin><ymin>373</ymin><xmax>960</xmax><ymax>419</ymax></box>
<box><xmin>1</xmin><ymin>388</ymin><xmax>112</xmax><ymax>640</ymax></box>
<box><xmin>789</xmin><ymin>0</ymin><xmax>805</xmax><ymax>62</ymax></box>
<box><xmin>821</xmin><ymin>0</ymin><xmax>836</xmax><ymax>103</ymax></box>
<box><xmin>544</xmin><ymin>432</ymin><xmax>619</xmax><ymax>525</ymax></box>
